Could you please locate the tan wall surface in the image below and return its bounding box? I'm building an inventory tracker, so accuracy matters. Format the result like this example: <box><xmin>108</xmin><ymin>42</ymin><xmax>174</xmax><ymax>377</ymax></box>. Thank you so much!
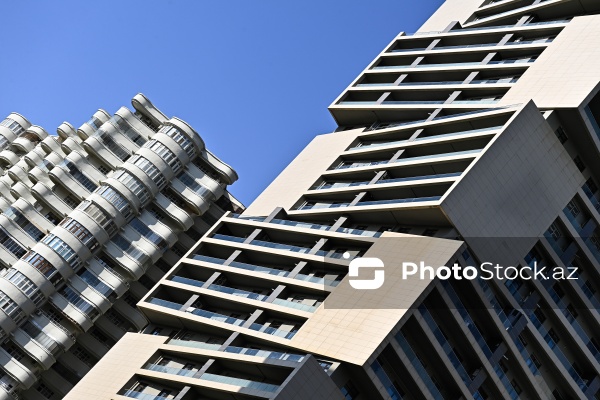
<box><xmin>65</xmin><ymin>333</ymin><xmax>167</xmax><ymax>400</ymax></box>
<box><xmin>441</xmin><ymin>102</ymin><xmax>584</xmax><ymax>265</ymax></box>
<box><xmin>243</xmin><ymin>128</ymin><xmax>363</xmax><ymax>216</ymax></box>
<box><xmin>500</xmin><ymin>15</ymin><xmax>600</xmax><ymax>108</ymax></box>
<box><xmin>288</xmin><ymin>232</ymin><xmax>462</xmax><ymax>366</ymax></box>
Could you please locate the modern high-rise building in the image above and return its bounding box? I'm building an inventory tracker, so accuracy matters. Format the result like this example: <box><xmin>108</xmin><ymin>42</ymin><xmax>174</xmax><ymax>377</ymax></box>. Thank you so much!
<box><xmin>0</xmin><ymin>94</ymin><xmax>242</xmax><ymax>399</ymax></box>
<box><xmin>68</xmin><ymin>1</ymin><xmax>600</xmax><ymax>399</ymax></box>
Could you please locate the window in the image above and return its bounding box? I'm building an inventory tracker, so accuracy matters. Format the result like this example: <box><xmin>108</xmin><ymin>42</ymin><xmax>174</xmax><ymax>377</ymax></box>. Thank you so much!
<box><xmin>112</xmin><ymin>169</ymin><xmax>150</xmax><ymax>204</ymax></box>
<box><xmin>0</xmin><ymin>118</ymin><xmax>25</xmax><ymax>135</ymax></box>
<box><xmin>60</xmin><ymin>286</ymin><xmax>99</xmax><ymax>319</ymax></box>
<box><xmin>89</xmin><ymin>327</ymin><xmax>115</xmax><ymax>347</ymax></box>
<box><xmin>23</xmin><ymin>252</ymin><xmax>61</xmax><ymax>284</ymax></box>
<box><xmin>554</xmin><ymin>126</ymin><xmax>568</xmax><ymax>144</ymax></box>
<box><xmin>423</xmin><ymin>229</ymin><xmax>438</xmax><ymax>237</ymax></box>
<box><xmin>95</xmin><ymin>185</ymin><xmax>131</xmax><ymax>218</ymax></box>
<box><xmin>129</xmin><ymin>218</ymin><xmax>167</xmax><ymax>248</ymax></box>
<box><xmin>573</xmin><ymin>156</ymin><xmax>585</xmax><ymax>172</ymax></box>
<box><xmin>111</xmin><ymin>115</ymin><xmax>146</xmax><ymax>145</ymax></box>
<box><xmin>0</xmin><ymin>290</ymin><xmax>24</xmax><ymax>323</ymax></box>
<box><xmin>145</xmin><ymin>140</ymin><xmax>182</xmax><ymax>172</ymax></box>
<box><xmin>566</xmin><ymin>200</ymin><xmax>580</xmax><ymax>218</ymax></box>
<box><xmin>533</xmin><ymin>307</ymin><xmax>546</xmax><ymax>323</ymax></box>
<box><xmin>44</xmin><ymin>308</ymin><xmax>63</xmax><ymax>324</ymax></box>
<box><xmin>3</xmin><ymin>207</ymin><xmax>45</xmax><ymax>241</ymax></box>
<box><xmin>530</xmin><ymin>354</ymin><xmax>542</xmax><ymax>368</ymax></box>
<box><xmin>44</xmin><ymin>211</ymin><xmax>61</xmax><ymax>225</ymax></box>
<box><xmin>511</xmin><ymin>379</ymin><xmax>522</xmax><ymax>395</ymax></box>
<box><xmin>98</xmin><ymin>165</ymin><xmax>110</xmax><ymax>175</ymax></box>
<box><xmin>547</xmin><ymin>223</ymin><xmax>562</xmax><ymax>241</ymax></box>
<box><xmin>0</xmin><ymin>227</ymin><xmax>27</xmax><ymax>258</ymax></box>
<box><xmin>159</xmin><ymin>125</ymin><xmax>196</xmax><ymax>159</ymax></box>
<box><xmin>150</xmin><ymin>327</ymin><xmax>162</xmax><ymax>335</ymax></box>
<box><xmin>62</xmin><ymin>160</ymin><xmax>98</xmax><ymax>192</ymax></box>
<box><xmin>547</xmin><ymin>328</ymin><xmax>560</xmax><ymax>344</ymax></box>
<box><xmin>72</xmin><ymin>345</ymin><xmax>95</xmax><ymax>366</ymax></box>
<box><xmin>105</xmin><ymin>309</ymin><xmax>128</xmax><ymax>329</ymax></box>
<box><xmin>60</xmin><ymin>218</ymin><xmax>99</xmax><ymax>251</ymax></box>
<box><xmin>123</xmin><ymin>293</ymin><xmax>139</xmax><ymax>308</ymax></box>
<box><xmin>340</xmin><ymin>382</ymin><xmax>359</xmax><ymax>399</ymax></box>
<box><xmin>63</xmin><ymin>195</ymin><xmax>79</xmax><ymax>209</ymax></box>
<box><xmin>36</xmin><ymin>382</ymin><xmax>55</xmax><ymax>399</ymax></box>
<box><xmin>129</xmin><ymin>155</ymin><xmax>167</xmax><ymax>189</ymax></box>
<box><xmin>5</xmin><ymin>269</ymin><xmax>44</xmax><ymax>305</ymax></box>
<box><xmin>42</xmin><ymin>234</ymin><xmax>81</xmax><ymax>270</ymax></box>
<box><xmin>176</xmin><ymin>171</ymin><xmax>210</xmax><ymax>197</ymax></box>
<box><xmin>77</xmin><ymin>201</ymin><xmax>117</xmax><ymax>236</ymax></box>
<box><xmin>3</xmin><ymin>343</ymin><xmax>25</xmax><ymax>361</ymax></box>
<box><xmin>518</xmin><ymin>334</ymin><xmax>528</xmax><ymax>347</ymax></box>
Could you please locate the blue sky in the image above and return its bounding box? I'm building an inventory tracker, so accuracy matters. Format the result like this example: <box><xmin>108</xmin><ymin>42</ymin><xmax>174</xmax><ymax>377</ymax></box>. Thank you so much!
<box><xmin>0</xmin><ymin>0</ymin><xmax>443</xmax><ymax>206</ymax></box>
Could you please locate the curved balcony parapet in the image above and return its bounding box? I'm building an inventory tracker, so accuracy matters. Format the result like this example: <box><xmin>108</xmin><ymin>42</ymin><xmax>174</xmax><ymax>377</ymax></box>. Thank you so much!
<box><xmin>68</xmin><ymin>208</ymin><xmax>111</xmax><ymax>246</ymax></box>
<box><xmin>76</xmin><ymin>124</ymin><xmax>96</xmax><ymax>141</ymax></box>
<box><xmin>113</xmin><ymin>299</ymin><xmax>148</xmax><ymax>331</ymax></box>
<box><xmin>132</xmin><ymin>93</ymin><xmax>168</xmax><ymax>126</ymax></box>
<box><xmin>30</xmin><ymin>182</ymin><xmax>71</xmax><ymax>218</ymax></box>
<box><xmin>170</xmin><ymin>179</ymin><xmax>212</xmax><ymax>215</ymax></box>
<box><xmin>60</xmin><ymin>136</ymin><xmax>85</xmax><ymax>155</ymax></box>
<box><xmin>12</xmin><ymin>198</ymin><xmax>54</xmax><ymax>234</ymax></box>
<box><xmin>0</xmin><ymin>349</ymin><xmax>37</xmax><ymax>390</ymax></box>
<box><xmin>82</xmin><ymin>137</ymin><xmax>121</xmax><ymax>169</ymax></box>
<box><xmin>11</xmin><ymin>326</ymin><xmax>55</xmax><ymax>370</ymax></box>
<box><xmin>115</xmin><ymin>107</ymin><xmax>154</xmax><ymax>139</ymax></box>
<box><xmin>200</xmin><ymin>149</ymin><xmax>239</xmax><ymax>184</ymax></box>
<box><xmin>135</xmin><ymin>147</ymin><xmax>175</xmax><ymax>182</ymax></box>
<box><xmin>138</xmin><ymin>211</ymin><xmax>178</xmax><ymax>247</ymax></box>
<box><xmin>100</xmin><ymin>178</ymin><xmax>141</xmax><ymax>216</ymax></box>
<box><xmin>0</xmin><ymin>282</ymin><xmax>32</xmax><ymax>320</ymax></box>
<box><xmin>7</xmin><ymin>161</ymin><xmax>30</xmax><ymax>184</ymax></box>
<box><xmin>0</xmin><ymin>149</ymin><xmax>19</xmax><ymax>168</ymax></box>
<box><xmin>11</xmin><ymin>137</ymin><xmax>35</xmax><ymax>154</ymax></box>
<box><xmin>11</xmin><ymin>261</ymin><xmax>56</xmax><ymax>300</ymax></box>
<box><xmin>68</xmin><ymin>277</ymin><xmax>111</xmax><ymax>314</ymax></box>
<box><xmin>0</xmin><ymin>217</ymin><xmax>35</xmax><ymax>251</ymax></box>
<box><xmin>103</xmin><ymin>242</ymin><xmax>147</xmax><ymax>280</ymax></box>
<box><xmin>153</xmin><ymin>193</ymin><xmax>194</xmax><ymax>231</ymax></box>
<box><xmin>167</xmin><ymin>117</ymin><xmax>205</xmax><ymax>156</ymax></box>
<box><xmin>48</xmin><ymin>166</ymin><xmax>89</xmax><ymax>200</ymax></box>
<box><xmin>23</xmin><ymin>147</ymin><xmax>45</xmax><ymax>168</ymax></box>
<box><xmin>48</xmin><ymin>293</ymin><xmax>94</xmax><ymax>331</ymax></box>
<box><xmin>6</xmin><ymin>113</ymin><xmax>32</xmax><ymax>131</ymax></box>
<box><xmin>77</xmin><ymin>109</ymin><xmax>111</xmax><ymax>140</ymax></box>
<box><xmin>57</xmin><ymin>121</ymin><xmax>77</xmax><ymax>141</ymax></box>
<box><xmin>40</xmin><ymin>135</ymin><xmax>64</xmax><ymax>155</ymax></box>
<box><xmin>9</xmin><ymin>181</ymin><xmax>36</xmax><ymax>205</ymax></box>
<box><xmin>31</xmin><ymin>240</ymin><xmax>76</xmax><ymax>282</ymax></box>
<box><xmin>86</xmin><ymin>258</ymin><xmax>128</xmax><ymax>296</ymax></box>
<box><xmin>25</xmin><ymin>125</ymin><xmax>48</xmax><ymax>141</ymax></box>
<box><xmin>51</xmin><ymin>225</ymin><xmax>94</xmax><ymax>263</ymax></box>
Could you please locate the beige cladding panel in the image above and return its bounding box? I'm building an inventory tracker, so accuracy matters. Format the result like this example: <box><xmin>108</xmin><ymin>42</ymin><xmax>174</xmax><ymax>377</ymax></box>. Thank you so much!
<box><xmin>441</xmin><ymin>102</ymin><xmax>584</xmax><ymax>265</ymax></box>
<box><xmin>418</xmin><ymin>0</ymin><xmax>484</xmax><ymax>32</ymax></box>
<box><xmin>288</xmin><ymin>232</ymin><xmax>462</xmax><ymax>365</ymax></box>
<box><xmin>500</xmin><ymin>15</ymin><xmax>600</xmax><ymax>108</ymax></box>
<box><xmin>243</xmin><ymin>128</ymin><xmax>364</xmax><ymax>217</ymax></box>
<box><xmin>64</xmin><ymin>333</ymin><xmax>167</xmax><ymax>400</ymax></box>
